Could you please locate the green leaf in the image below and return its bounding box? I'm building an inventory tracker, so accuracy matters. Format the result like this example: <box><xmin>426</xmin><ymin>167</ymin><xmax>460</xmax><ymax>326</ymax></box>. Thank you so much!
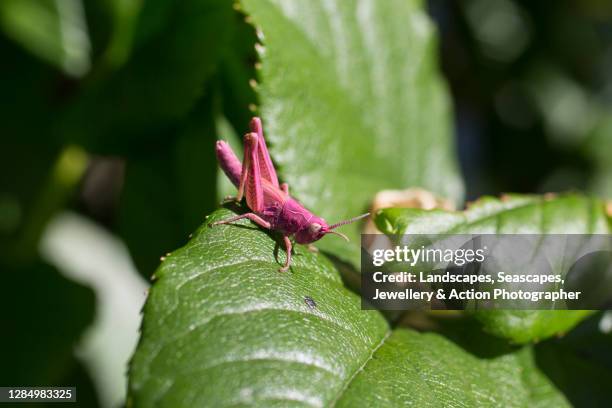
<box><xmin>128</xmin><ymin>208</ymin><xmax>388</xmax><ymax>406</ymax></box>
<box><xmin>473</xmin><ymin>310</ymin><xmax>592</xmax><ymax>345</ymax></box>
<box><xmin>376</xmin><ymin>193</ymin><xmax>611</xmax><ymax>344</ymax></box>
<box><xmin>239</xmin><ymin>0</ymin><xmax>464</xmax><ymax>266</ymax></box>
<box><xmin>337</xmin><ymin>329</ymin><xmax>569</xmax><ymax>407</ymax></box>
<box><xmin>128</xmin><ymin>209</ymin><xmax>568</xmax><ymax>406</ymax></box>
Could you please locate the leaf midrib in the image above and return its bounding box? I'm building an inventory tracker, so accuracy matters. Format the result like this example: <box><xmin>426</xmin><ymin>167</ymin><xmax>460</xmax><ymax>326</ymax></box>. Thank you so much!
<box><xmin>329</xmin><ymin>330</ymin><xmax>391</xmax><ymax>407</ymax></box>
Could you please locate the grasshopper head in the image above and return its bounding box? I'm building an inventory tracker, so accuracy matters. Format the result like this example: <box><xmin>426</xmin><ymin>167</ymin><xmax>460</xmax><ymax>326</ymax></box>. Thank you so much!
<box><xmin>295</xmin><ymin>217</ymin><xmax>329</xmax><ymax>244</ymax></box>
<box><xmin>294</xmin><ymin>213</ymin><xmax>370</xmax><ymax>244</ymax></box>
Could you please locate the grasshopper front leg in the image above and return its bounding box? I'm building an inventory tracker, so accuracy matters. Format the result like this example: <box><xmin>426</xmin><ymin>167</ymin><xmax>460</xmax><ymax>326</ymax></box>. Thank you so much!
<box><xmin>280</xmin><ymin>235</ymin><xmax>292</xmax><ymax>272</ymax></box>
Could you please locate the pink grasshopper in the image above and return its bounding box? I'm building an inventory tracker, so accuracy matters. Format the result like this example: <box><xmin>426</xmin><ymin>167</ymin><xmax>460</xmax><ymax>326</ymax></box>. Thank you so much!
<box><xmin>211</xmin><ymin>117</ymin><xmax>369</xmax><ymax>272</ymax></box>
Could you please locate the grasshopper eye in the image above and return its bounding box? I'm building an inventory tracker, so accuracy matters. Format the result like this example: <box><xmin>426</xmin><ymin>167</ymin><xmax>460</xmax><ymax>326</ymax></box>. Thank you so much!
<box><xmin>309</xmin><ymin>223</ymin><xmax>322</xmax><ymax>234</ymax></box>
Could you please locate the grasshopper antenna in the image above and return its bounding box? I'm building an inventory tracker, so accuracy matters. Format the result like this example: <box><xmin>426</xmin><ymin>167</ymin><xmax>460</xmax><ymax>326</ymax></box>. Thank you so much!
<box><xmin>326</xmin><ymin>230</ymin><xmax>350</xmax><ymax>241</ymax></box>
<box><xmin>329</xmin><ymin>212</ymin><xmax>370</xmax><ymax>230</ymax></box>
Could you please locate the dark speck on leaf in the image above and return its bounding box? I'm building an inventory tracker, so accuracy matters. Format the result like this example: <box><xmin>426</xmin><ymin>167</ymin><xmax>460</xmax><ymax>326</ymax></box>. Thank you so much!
<box><xmin>304</xmin><ymin>296</ymin><xmax>317</xmax><ymax>309</ymax></box>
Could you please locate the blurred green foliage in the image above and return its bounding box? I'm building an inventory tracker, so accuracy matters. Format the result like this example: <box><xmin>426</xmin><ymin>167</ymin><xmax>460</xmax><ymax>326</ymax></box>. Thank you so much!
<box><xmin>430</xmin><ymin>0</ymin><xmax>612</xmax><ymax>199</ymax></box>
<box><xmin>0</xmin><ymin>0</ymin><xmax>610</xmax><ymax>407</ymax></box>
